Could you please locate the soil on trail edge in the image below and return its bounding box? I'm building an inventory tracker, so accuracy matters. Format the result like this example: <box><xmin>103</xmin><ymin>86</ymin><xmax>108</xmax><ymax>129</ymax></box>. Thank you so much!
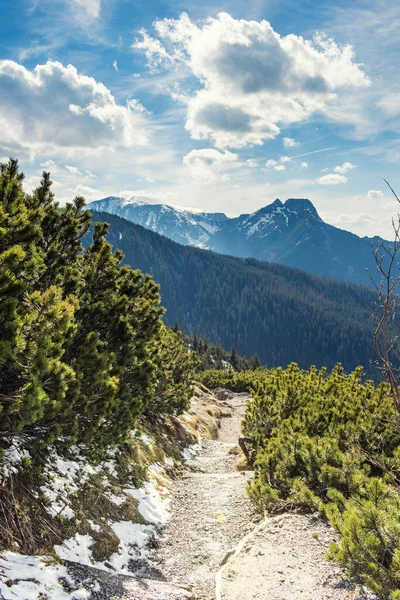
<box><xmin>143</xmin><ymin>391</ymin><xmax>258</xmax><ymax>600</ymax></box>
<box><xmin>65</xmin><ymin>390</ymin><xmax>377</xmax><ymax>600</ymax></box>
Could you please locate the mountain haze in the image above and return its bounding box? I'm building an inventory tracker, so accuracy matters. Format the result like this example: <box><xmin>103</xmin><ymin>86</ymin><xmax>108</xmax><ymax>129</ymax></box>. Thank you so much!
<box><xmin>89</xmin><ymin>210</ymin><xmax>378</xmax><ymax>378</ymax></box>
<box><xmin>88</xmin><ymin>196</ymin><xmax>380</xmax><ymax>288</ymax></box>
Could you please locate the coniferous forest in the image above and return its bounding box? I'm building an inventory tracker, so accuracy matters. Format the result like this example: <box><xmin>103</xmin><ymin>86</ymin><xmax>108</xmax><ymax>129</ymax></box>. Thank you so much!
<box><xmin>90</xmin><ymin>211</ymin><xmax>378</xmax><ymax>378</ymax></box>
<box><xmin>0</xmin><ymin>160</ymin><xmax>195</xmax><ymax>448</ymax></box>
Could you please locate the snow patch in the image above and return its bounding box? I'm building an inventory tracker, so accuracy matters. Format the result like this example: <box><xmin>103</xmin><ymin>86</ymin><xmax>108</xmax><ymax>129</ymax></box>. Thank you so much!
<box><xmin>197</xmin><ymin>220</ymin><xmax>221</xmax><ymax>234</ymax></box>
<box><xmin>106</xmin><ymin>522</ymin><xmax>156</xmax><ymax>572</ymax></box>
<box><xmin>0</xmin><ymin>552</ymin><xmax>90</xmax><ymax>600</ymax></box>
<box><xmin>0</xmin><ymin>441</ymin><xmax>31</xmax><ymax>478</ymax></box>
<box><xmin>40</xmin><ymin>449</ymin><xmax>98</xmax><ymax>520</ymax></box>
<box><xmin>54</xmin><ymin>534</ymin><xmax>94</xmax><ymax>565</ymax></box>
<box><xmin>182</xmin><ymin>443</ymin><xmax>201</xmax><ymax>462</ymax></box>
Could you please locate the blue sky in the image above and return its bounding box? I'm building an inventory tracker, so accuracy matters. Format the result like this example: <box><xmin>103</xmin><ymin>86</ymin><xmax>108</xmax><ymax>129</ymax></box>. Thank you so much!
<box><xmin>0</xmin><ymin>0</ymin><xmax>399</xmax><ymax>237</ymax></box>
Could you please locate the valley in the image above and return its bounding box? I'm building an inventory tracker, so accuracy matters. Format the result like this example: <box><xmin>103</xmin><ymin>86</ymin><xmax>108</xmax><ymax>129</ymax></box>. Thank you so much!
<box><xmin>89</xmin><ymin>210</ymin><xmax>378</xmax><ymax>378</ymax></box>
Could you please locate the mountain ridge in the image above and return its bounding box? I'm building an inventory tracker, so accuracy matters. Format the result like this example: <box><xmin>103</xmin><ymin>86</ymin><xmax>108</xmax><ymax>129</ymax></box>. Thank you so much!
<box><xmin>87</xmin><ymin>210</ymin><xmax>378</xmax><ymax>379</ymax></box>
<box><xmin>87</xmin><ymin>196</ymin><xmax>381</xmax><ymax>287</ymax></box>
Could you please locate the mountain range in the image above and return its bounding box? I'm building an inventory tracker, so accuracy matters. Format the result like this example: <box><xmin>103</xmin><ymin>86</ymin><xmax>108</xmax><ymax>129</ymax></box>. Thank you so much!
<box><xmin>87</xmin><ymin>196</ymin><xmax>382</xmax><ymax>288</ymax></box>
<box><xmin>88</xmin><ymin>211</ymin><xmax>378</xmax><ymax>378</ymax></box>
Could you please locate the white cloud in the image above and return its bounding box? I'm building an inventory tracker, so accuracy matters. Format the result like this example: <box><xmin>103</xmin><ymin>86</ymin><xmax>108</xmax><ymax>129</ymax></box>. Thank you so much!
<box><xmin>301</xmin><ymin>161</ymin><xmax>308</xmax><ymax>168</ymax></box>
<box><xmin>378</xmin><ymin>96</ymin><xmax>400</xmax><ymax>117</ymax></box>
<box><xmin>246</xmin><ymin>159</ymin><xmax>258</xmax><ymax>168</ymax></box>
<box><xmin>133</xmin><ymin>30</ymin><xmax>179</xmax><ymax>72</ymax></box>
<box><xmin>367</xmin><ymin>189</ymin><xmax>384</xmax><ymax>199</ymax></box>
<box><xmin>65</xmin><ymin>165</ymin><xmax>82</xmax><ymax>176</ymax></box>
<box><xmin>72</xmin><ymin>0</ymin><xmax>101</xmax><ymax>20</ymax></box>
<box><xmin>317</xmin><ymin>173</ymin><xmax>348</xmax><ymax>185</ymax></box>
<box><xmin>334</xmin><ymin>161</ymin><xmax>355</xmax><ymax>174</ymax></box>
<box><xmin>69</xmin><ymin>184</ymin><xmax>101</xmax><ymax>200</ymax></box>
<box><xmin>266</xmin><ymin>156</ymin><xmax>289</xmax><ymax>170</ymax></box>
<box><xmin>113</xmin><ymin>60</ymin><xmax>118</xmax><ymax>72</ymax></box>
<box><xmin>0</xmin><ymin>60</ymin><xmax>148</xmax><ymax>157</ymax></box>
<box><xmin>118</xmin><ymin>189</ymin><xmax>173</xmax><ymax>203</ymax></box>
<box><xmin>283</xmin><ymin>137</ymin><xmax>299</xmax><ymax>147</ymax></box>
<box><xmin>183</xmin><ymin>148</ymin><xmax>238</xmax><ymax>182</ymax></box>
<box><xmin>322</xmin><ymin>210</ymin><xmax>374</xmax><ymax>230</ymax></box>
<box><xmin>40</xmin><ymin>159</ymin><xmax>60</xmax><ymax>170</ymax></box>
<box><xmin>24</xmin><ymin>175</ymin><xmax>43</xmax><ymax>193</ymax></box>
<box><xmin>134</xmin><ymin>13</ymin><xmax>370</xmax><ymax>148</ymax></box>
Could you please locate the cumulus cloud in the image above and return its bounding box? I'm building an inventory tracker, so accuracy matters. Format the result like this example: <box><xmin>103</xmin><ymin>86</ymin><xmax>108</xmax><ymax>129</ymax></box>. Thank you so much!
<box><xmin>283</xmin><ymin>137</ymin><xmax>299</xmax><ymax>147</ymax></box>
<box><xmin>367</xmin><ymin>189</ymin><xmax>384</xmax><ymax>199</ymax></box>
<box><xmin>317</xmin><ymin>173</ymin><xmax>348</xmax><ymax>185</ymax></box>
<box><xmin>40</xmin><ymin>159</ymin><xmax>59</xmax><ymax>169</ymax></box>
<box><xmin>134</xmin><ymin>13</ymin><xmax>370</xmax><ymax>148</ymax></box>
<box><xmin>266</xmin><ymin>156</ymin><xmax>290</xmax><ymax>170</ymax></box>
<box><xmin>0</xmin><ymin>60</ymin><xmax>148</xmax><ymax>156</ymax></box>
<box><xmin>334</xmin><ymin>161</ymin><xmax>355</xmax><ymax>174</ymax></box>
<box><xmin>183</xmin><ymin>148</ymin><xmax>238</xmax><ymax>182</ymax></box>
<box><xmin>301</xmin><ymin>161</ymin><xmax>308</xmax><ymax>168</ymax></box>
<box><xmin>73</xmin><ymin>184</ymin><xmax>101</xmax><ymax>198</ymax></box>
<box><xmin>246</xmin><ymin>159</ymin><xmax>258</xmax><ymax>168</ymax></box>
<box><xmin>133</xmin><ymin>30</ymin><xmax>179</xmax><ymax>72</ymax></box>
<box><xmin>65</xmin><ymin>165</ymin><xmax>82</xmax><ymax>176</ymax></box>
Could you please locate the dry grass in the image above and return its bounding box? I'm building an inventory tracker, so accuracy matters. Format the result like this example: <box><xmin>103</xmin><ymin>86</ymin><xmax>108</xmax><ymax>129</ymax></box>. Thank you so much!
<box><xmin>236</xmin><ymin>453</ymin><xmax>249</xmax><ymax>471</ymax></box>
<box><xmin>0</xmin><ymin>470</ymin><xmax>67</xmax><ymax>554</ymax></box>
<box><xmin>0</xmin><ymin>383</ymin><xmax>230</xmax><ymax>558</ymax></box>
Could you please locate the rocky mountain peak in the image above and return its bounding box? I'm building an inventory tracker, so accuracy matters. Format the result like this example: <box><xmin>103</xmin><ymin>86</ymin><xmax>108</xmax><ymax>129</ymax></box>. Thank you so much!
<box><xmin>253</xmin><ymin>199</ymin><xmax>283</xmax><ymax>216</ymax></box>
<box><xmin>284</xmin><ymin>198</ymin><xmax>321</xmax><ymax>219</ymax></box>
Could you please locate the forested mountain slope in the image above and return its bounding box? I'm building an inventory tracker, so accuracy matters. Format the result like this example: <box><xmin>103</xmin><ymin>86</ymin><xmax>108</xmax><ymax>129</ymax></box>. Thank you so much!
<box><xmin>90</xmin><ymin>211</ymin><xmax>378</xmax><ymax>378</ymax></box>
<box><xmin>88</xmin><ymin>196</ymin><xmax>382</xmax><ymax>288</ymax></box>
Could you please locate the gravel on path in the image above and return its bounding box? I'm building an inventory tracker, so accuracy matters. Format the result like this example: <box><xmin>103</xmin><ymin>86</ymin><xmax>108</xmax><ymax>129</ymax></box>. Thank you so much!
<box><xmin>142</xmin><ymin>392</ymin><xmax>258</xmax><ymax>600</ymax></box>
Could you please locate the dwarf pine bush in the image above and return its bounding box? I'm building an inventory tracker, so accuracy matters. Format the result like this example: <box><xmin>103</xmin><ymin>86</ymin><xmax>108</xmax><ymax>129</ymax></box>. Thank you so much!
<box><xmin>204</xmin><ymin>364</ymin><xmax>400</xmax><ymax>598</ymax></box>
<box><xmin>0</xmin><ymin>159</ymin><xmax>195</xmax><ymax>451</ymax></box>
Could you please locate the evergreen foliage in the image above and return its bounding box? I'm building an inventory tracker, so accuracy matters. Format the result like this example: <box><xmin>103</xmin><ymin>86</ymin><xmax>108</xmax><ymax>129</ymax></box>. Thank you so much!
<box><xmin>90</xmin><ymin>211</ymin><xmax>378</xmax><ymax>378</ymax></box>
<box><xmin>0</xmin><ymin>159</ymin><xmax>194</xmax><ymax>452</ymax></box>
<box><xmin>144</xmin><ymin>324</ymin><xmax>197</xmax><ymax>419</ymax></box>
<box><xmin>202</xmin><ymin>366</ymin><xmax>400</xmax><ymax>598</ymax></box>
<box><xmin>178</xmin><ymin>329</ymin><xmax>253</xmax><ymax>371</ymax></box>
<box><xmin>199</xmin><ymin>369</ymin><xmax>265</xmax><ymax>391</ymax></box>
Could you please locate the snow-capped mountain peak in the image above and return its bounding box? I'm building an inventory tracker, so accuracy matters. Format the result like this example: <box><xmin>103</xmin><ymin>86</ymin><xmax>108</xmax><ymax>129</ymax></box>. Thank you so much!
<box><xmin>87</xmin><ymin>195</ymin><xmax>228</xmax><ymax>248</ymax></box>
<box><xmin>87</xmin><ymin>196</ymin><xmax>379</xmax><ymax>287</ymax></box>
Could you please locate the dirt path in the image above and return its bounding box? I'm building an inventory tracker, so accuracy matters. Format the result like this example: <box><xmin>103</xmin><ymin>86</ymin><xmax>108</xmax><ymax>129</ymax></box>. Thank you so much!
<box><xmin>63</xmin><ymin>391</ymin><xmax>376</xmax><ymax>600</ymax></box>
<box><xmin>142</xmin><ymin>392</ymin><xmax>258</xmax><ymax>599</ymax></box>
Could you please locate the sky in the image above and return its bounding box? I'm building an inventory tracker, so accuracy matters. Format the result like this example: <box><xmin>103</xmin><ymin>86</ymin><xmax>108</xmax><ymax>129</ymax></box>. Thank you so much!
<box><xmin>0</xmin><ymin>0</ymin><xmax>399</xmax><ymax>238</ymax></box>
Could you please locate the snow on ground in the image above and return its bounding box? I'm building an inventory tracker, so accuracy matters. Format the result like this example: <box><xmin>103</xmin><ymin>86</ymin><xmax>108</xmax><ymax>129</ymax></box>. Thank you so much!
<box><xmin>0</xmin><ymin>552</ymin><xmax>91</xmax><ymax>600</ymax></box>
<box><xmin>0</xmin><ymin>439</ymin><xmax>31</xmax><ymax>478</ymax></box>
<box><xmin>0</xmin><ymin>433</ymin><xmax>198</xmax><ymax>597</ymax></box>
<box><xmin>54</xmin><ymin>461</ymin><xmax>172</xmax><ymax>574</ymax></box>
<box><xmin>182</xmin><ymin>443</ymin><xmax>200</xmax><ymax>462</ymax></box>
<box><xmin>40</xmin><ymin>447</ymin><xmax>106</xmax><ymax>520</ymax></box>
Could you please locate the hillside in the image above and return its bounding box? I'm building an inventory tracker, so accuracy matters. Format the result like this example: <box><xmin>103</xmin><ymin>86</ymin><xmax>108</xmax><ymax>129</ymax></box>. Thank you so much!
<box><xmin>88</xmin><ymin>196</ymin><xmax>381</xmax><ymax>288</ymax></box>
<box><xmin>90</xmin><ymin>211</ymin><xmax>378</xmax><ymax>377</ymax></box>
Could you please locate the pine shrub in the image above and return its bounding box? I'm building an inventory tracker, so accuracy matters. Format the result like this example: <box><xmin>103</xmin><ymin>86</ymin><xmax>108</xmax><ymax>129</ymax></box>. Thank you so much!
<box><xmin>0</xmin><ymin>159</ymin><xmax>195</xmax><ymax>453</ymax></box>
<box><xmin>206</xmin><ymin>364</ymin><xmax>400</xmax><ymax>597</ymax></box>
